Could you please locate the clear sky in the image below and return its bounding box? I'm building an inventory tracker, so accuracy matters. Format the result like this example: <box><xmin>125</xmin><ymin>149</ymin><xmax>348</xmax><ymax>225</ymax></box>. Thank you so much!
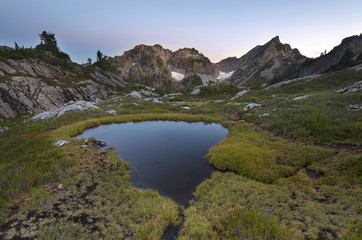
<box><xmin>1</xmin><ymin>0</ymin><xmax>361</xmax><ymax>63</ymax></box>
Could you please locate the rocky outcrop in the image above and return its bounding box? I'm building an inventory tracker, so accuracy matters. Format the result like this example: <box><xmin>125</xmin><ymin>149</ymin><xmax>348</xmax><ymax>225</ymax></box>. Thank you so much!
<box><xmin>336</xmin><ymin>80</ymin><xmax>362</xmax><ymax>94</ymax></box>
<box><xmin>90</xmin><ymin>68</ymin><xmax>131</xmax><ymax>88</ymax></box>
<box><xmin>299</xmin><ymin>35</ymin><xmax>362</xmax><ymax>76</ymax></box>
<box><xmin>0</xmin><ymin>58</ymin><xmax>66</xmax><ymax>78</ymax></box>
<box><xmin>266</xmin><ymin>74</ymin><xmax>321</xmax><ymax>89</ymax></box>
<box><xmin>32</xmin><ymin>101</ymin><xmax>100</xmax><ymax>120</ymax></box>
<box><xmin>216</xmin><ymin>36</ymin><xmax>307</xmax><ymax>86</ymax></box>
<box><xmin>0</xmin><ymin>76</ymin><xmax>109</xmax><ymax>118</ymax></box>
<box><xmin>0</xmin><ymin>55</ymin><xmax>130</xmax><ymax>118</ymax></box>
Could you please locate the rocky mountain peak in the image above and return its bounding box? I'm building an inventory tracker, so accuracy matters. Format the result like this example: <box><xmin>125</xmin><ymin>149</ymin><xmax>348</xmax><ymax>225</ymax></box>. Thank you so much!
<box><xmin>269</xmin><ymin>36</ymin><xmax>281</xmax><ymax>44</ymax></box>
<box><xmin>109</xmin><ymin>44</ymin><xmax>217</xmax><ymax>87</ymax></box>
<box><xmin>217</xmin><ymin>36</ymin><xmax>307</xmax><ymax>86</ymax></box>
<box><xmin>174</xmin><ymin>48</ymin><xmax>203</xmax><ymax>57</ymax></box>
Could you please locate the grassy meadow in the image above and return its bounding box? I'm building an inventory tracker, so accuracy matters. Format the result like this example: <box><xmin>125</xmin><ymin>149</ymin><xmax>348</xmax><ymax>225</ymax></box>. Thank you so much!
<box><xmin>0</xmin><ymin>67</ymin><xmax>361</xmax><ymax>239</ymax></box>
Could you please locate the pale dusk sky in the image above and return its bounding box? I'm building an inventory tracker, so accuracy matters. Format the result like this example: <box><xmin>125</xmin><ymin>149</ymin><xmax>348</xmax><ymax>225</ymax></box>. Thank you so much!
<box><xmin>1</xmin><ymin>0</ymin><xmax>361</xmax><ymax>63</ymax></box>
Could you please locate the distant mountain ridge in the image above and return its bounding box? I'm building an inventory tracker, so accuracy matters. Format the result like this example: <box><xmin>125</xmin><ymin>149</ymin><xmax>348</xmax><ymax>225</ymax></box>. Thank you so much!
<box><xmin>0</xmin><ymin>33</ymin><xmax>361</xmax><ymax>117</ymax></box>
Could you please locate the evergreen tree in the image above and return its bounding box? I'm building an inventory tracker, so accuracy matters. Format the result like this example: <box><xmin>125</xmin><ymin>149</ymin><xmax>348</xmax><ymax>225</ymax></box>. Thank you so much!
<box><xmin>35</xmin><ymin>31</ymin><xmax>70</xmax><ymax>60</ymax></box>
<box><xmin>96</xmin><ymin>50</ymin><xmax>106</xmax><ymax>62</ymax></box>
<box><xmin>37</xmin><ymin>31</ymin><xmax>59</xmax><ymax>52</ymax></box>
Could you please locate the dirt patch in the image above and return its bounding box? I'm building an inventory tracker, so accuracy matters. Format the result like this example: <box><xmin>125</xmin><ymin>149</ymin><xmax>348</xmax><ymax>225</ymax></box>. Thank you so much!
<box><xmin>304</xmin><ymin>167</ymin><xmax>324</xmax><ymax>180</ymax></box>
<box><xmin>328</xmin><ymin>142</ymin><xmax>361</xmax><ymax>154</ymax></box>
<box><xmin>161</xmin><ymin>225</ymin><xmax>180</xmax><ymax>240</ymax></box>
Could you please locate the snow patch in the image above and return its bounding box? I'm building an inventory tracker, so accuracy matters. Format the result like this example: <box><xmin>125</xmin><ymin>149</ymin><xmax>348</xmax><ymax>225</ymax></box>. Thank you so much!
<box><xmin>217</xmin><ymin>71</ymin><xmax>234</xmax><ymax>80</ymax></box>
<box><xmin>171</xmin><ymin>71</ymin><xmax>185</xmax><ymax>81</ymax></box>
<box><xmin>106</xmin><ymin>110</ymin><xmax>117</xmax><ymax>115</ymax></box>
<box><xmin>258</xmin><ymin>113</ymin><xmax>270</xmax><ymax>118</ymax></box>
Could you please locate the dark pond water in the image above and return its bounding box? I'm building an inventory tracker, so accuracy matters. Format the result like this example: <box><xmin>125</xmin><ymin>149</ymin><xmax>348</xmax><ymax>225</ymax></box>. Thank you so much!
<box><xmin>76</xmin><ymin>121</ymin><xmax>228</xmax><ymax>205</ymax></box>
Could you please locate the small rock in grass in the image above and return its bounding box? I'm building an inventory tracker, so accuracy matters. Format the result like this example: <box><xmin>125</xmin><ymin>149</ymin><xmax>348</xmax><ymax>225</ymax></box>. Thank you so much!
<box><xmin>0</xmin><ymin>126</ymin><xmax>8</xmax><ymax>133</ymax></box>
<box><xmin>293</xmin><ymin>95</ymin><xmax>309</xmax><ymax>100</ymax></box>
<box><xmin>348</xmin><ymin>104</ymin><xmax>361</xmax><ymax>110</ymax></box>
<box><xmin>190</xmin><ymin>87</ymin><xmax>201</xmax><ymax>95</ymax></box>
<box><xmin>90</xmin><ymin>140</ymin><xmax>107</xmax><ymax>147</ymax></box>
<box><xmin>58</xmin><ymin>184</ymin><xmax>63</xmax><ymax>189</ymax></box>
<box><xmin>54</xmin><ymin>140</ymin><xmax>68</xmax><ymax>147</ymax></box>
<box><xmin>106</xmin><ymin>110</ymin><xmax>117</xmax><ymax>115</ymax></box>
<box><xmin>258</xmin><ymin>113</ymin><xmax>270</xmax><ymax>118</ymax></box>
<box><xmin>243</xmin><ymin>103</ymin><xmax>261</xmax><ymax>111</ymax></box>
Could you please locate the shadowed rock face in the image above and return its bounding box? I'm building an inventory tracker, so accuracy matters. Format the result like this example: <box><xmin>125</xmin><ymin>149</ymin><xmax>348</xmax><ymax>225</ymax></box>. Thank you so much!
<box><xmin>216</xmin><ymin>36</ymin><xmax>307</xmax><ymax>86</ymax></box>
<box><xmin>0</xmin><ymin>76</ymin><xmax>108</xmax><ymax>118</ymax></box>
<box><xmin>299</xmin><ymin>35</ymin><xmax>362</xmax><ymax>77</ymax></box>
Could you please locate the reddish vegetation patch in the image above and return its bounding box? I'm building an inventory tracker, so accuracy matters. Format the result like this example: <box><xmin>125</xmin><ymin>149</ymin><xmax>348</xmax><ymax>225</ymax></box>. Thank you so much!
<box><xmin>25</xmin><ymin>130</ymin><xmax>45</xmax><ymax>138</ymax></box>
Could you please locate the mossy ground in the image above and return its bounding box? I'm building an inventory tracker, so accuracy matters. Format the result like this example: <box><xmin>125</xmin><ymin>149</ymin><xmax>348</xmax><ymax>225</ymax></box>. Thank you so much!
<box><xmin>1</xmin><ymin>138</ymin><xmax>180</xmax><ymax>239</ymax></box>
<box><xmin>0</xmin><ymin>67</ymin><xmax>361</xmax><ymax>239</ymax></box>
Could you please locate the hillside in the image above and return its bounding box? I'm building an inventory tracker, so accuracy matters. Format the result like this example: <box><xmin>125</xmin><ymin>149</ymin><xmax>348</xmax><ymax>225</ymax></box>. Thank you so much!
<box><xmin>0</xmin><ymin>45</ymin><xmax>130</xmax><ymax>117</ymax></box>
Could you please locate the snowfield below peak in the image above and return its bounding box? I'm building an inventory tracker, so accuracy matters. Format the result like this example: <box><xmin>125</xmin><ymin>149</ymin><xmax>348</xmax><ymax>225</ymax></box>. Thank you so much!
<box><xmin>217</xmin><ymin>71</ymin><xmax>234</xmax><ymax>80</ymax></box>
<box><xmin>171</xmin><ymin>71</ymin><xmax>185</xmax><ymax>81</ymax></box>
